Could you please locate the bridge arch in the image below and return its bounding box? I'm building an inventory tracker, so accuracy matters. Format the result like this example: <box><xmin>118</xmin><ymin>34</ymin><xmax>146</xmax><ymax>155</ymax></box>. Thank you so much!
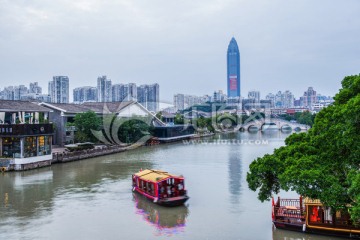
<box><xmin>281</xmin><ymin>124</ymin><xmax>292</xmax><ymax>131</ymax></box>
<box><xmin>261</xmin><ymin>122</ymin><xmax>278</xmax><ymax>131</ymax></box>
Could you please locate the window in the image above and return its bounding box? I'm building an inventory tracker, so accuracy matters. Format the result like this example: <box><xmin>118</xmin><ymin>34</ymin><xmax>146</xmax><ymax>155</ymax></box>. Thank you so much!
<box><xmin>2</xmin><ymin>137</ymin><xmax>21</xmax><ymax>158</ymax></box>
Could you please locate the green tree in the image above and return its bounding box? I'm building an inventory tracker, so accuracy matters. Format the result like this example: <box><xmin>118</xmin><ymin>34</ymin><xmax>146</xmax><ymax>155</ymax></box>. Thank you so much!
<box><xmin>174</xmin><ymin>113</ymin><xmax>184</xmax><ymax>124</ymax></box>
<box><xmin>246</xmin><ymin>75</ymin><xmax>360</xmax><ymax>222</ymax></box>
<box><xmin>73</xmin><ymin>111</ymin><xmax>102</xmax><ymax>143</ymax></box>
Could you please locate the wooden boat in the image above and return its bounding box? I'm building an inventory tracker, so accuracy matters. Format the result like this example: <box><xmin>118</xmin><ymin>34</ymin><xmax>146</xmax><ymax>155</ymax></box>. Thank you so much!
<box><xmin>272</xmin><ymin>196</ymin><xmax>360</xmax><ymax>238</ymax></box>
<box><xmin>132</xmin><ymin>169</ymin><xmax>189</xmax><ymax>207</ymax></box>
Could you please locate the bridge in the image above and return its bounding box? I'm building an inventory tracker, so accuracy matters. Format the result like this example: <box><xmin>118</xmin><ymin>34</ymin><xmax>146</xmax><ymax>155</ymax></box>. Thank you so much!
<box><xmin>236</xmin><ymin>118</ymin><xmax>310</xmax><ymax>131</ymax></box>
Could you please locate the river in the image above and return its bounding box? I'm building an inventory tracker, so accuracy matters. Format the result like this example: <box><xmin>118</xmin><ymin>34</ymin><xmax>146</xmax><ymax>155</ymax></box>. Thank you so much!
<box><xmin>0</xmin><ymin>131</ymin><xmax>348</xmax><ymax>240</ymax></box>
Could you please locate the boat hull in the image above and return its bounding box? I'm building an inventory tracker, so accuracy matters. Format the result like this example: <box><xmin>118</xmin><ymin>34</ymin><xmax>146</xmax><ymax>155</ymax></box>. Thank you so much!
<box><xmin>273</xmin><ymin>221</ymin><xmax>360</xmax><ymax>239</ymax></box>
<box><xmin>133</xmin><ymin>187</ymin><xmax>189</xmax><ymax>207</ymax></box>
<box><xmin>273</xmin><ymin>221</ymin><xmax>304</xmax><ymax>233</ymax></box>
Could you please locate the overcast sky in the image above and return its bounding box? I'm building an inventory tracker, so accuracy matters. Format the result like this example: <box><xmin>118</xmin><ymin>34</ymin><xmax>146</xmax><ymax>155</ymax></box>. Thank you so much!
<box><xmin>1</xmin><ymin>0</ymin><xmax>359</xmax><ymax>103</ymax></box>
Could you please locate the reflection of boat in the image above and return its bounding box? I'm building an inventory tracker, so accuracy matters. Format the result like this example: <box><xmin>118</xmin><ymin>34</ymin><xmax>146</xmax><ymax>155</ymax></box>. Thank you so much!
<box><xmin>272</xmin><ymin>196</ymin><xmax>360</xmax><ymax>238</ymax></box>
<box><xmin>132</xmin><ymin>169</ymin><xmax>189</xmax><ymax>207</ymax></box>
<box><xmin>133</xmin><ymin>192</ymin><xmax>189</xmax><ymax>233</ymax></box>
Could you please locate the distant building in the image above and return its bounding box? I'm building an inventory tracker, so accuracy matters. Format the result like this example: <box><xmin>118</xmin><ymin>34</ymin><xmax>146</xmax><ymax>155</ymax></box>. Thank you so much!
<box><xmin>213</xmin><ymin>90</ymin><xmax>227</xmax><ymax>102</ymax></box>
<box><xmin>112</xmin><ymin>84</ymin><xmax>124</xmax><ymax>102</ymax></box>
<box><xmin>265</xmin><ymin>93</ymin><xmax>275</xmax><ymax>108</ymax></box>
<box><xmin>29</xmin><ymin>82</ymin><xmax>42</xmax><ymax>94</ymax></box>
<box><xmin>248</xmin><ymin>90</ymin><xmax>260</xmax><ymax>103</ymax></box>
<box><xmin>137</xmin><ymin>84</ymin><xmax>159</xmax><ymax>112</ymax></box>
<box><xmin>227</xmin><ymin>37</ymin><xmax>241</xmax><ymax>98</ymax></box>
<box><xmin>282</xmin><ymin>90</ymin><xmax>294</xmax><ymax>108</ymax></box>
<box><xmin>302</xmin><ymin>87</ymin><xmax>317</xmax><ymax>109</ymax></box>
<box><xmin>97</xmin><ymin>76</ymin><xmax>112</xmax><ymax>102</ymax></box>
<box><xmin>13</xmin><ymin>85</ymin><xmax>28</xmax><ymax>100</ymax></box>
<box><xmin>20</xmin><ymin>93</ymin><xmax>51</xmax><ymax>102</ymax></box>
<box><xmin>122</xmin><ymin>83</ymin><xmax>137</xmax><ymax>101</ymax></box>
<box><xmin>49</xmin><ymin>76</ymin><xmax>70</xmax><ymax>103</ymax></box>
<box><xmin>73</xmin><ymin>86</ymin><xmax>97</xmax><ymax>103</ymax></box>
<box><xmin>173</xmin><ymin>93</ymin><xmax>208</xmax><ymax>111</ymax></box>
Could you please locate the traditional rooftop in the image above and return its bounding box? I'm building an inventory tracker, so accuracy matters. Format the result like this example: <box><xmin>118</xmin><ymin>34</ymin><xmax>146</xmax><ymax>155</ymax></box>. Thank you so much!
<box><xmin>0</xmin><ymin>100</ymin><xmax>51</xmax><ymax>112</ymax></box>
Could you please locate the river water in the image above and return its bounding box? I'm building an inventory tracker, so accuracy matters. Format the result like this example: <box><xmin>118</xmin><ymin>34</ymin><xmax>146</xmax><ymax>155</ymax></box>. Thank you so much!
<box><xmin>0</xmin><ymin>131</ymin><xmax>348</xmax><ymax>240</ymax></box>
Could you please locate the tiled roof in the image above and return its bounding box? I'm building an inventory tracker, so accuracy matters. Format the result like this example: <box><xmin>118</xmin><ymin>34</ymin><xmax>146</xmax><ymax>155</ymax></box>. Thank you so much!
<box><xmin>41</xmin><ymin>101</ymin><xmax>136</xmax><ymax>114</ymax></box>
<box><xmin>0</xmin><ymin>100</ymin><xmax>51</xmax><ymax>112</ymax></box>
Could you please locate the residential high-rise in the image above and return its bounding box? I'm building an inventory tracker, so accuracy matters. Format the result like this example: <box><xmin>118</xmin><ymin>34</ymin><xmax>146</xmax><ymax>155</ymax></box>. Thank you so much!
<box><xmin>49</xmin><ymin>76</ymin><xmax>69</xmax><ymax>103</ymax></box>
<box><xmin>122</xmin><ymin>83</ymin><xmax>137</xmax><ymax>101</ymax></box>
<box><xmin>112</xmin><ymin>84</ymin><xmax>124</xmax><ymax>102</ymax></box>
<box><xmin>302</xmin><ymin>87</ymin><xmax>317</xmax><ymax>109</ymax></box>
<box><xmin>97</xmin><ymin>75</ymin><xmax>112</xmax><ymax>102</ymax></box>
<box><xmin>248</xmin><ymin>90</ymin><xmax>260</xmax><ymax>103</ymax></box>
<box><xmin>29</xmin><ymin>82</ymin><xmax>42</xmax><ymax>94</ymax></box>
<box><xmin>213</xmin><ymin>90</ymin><xmax>227</xmax><ymax>102</ymax></box>
<box><xmin>282</xmin><ymin>90</ymin><xmax>294</xmax><ymax>108</ymax></box>
<box><xmin>13</xmin><ymin>85</ymin><xmax>28</xmax><ymax>100</ymax></box>
<box><xmin>227</xmin><ymin>37</ymin><xmax>241</xmax><ymax>98</ymax></box>
<box><xmin>137</xmin><ymin>84</ymin><xmax>159</xmax><ymax>112</ymax></box>
<box><xmin>73</xmin><ymin>86</ymin><xmax>97</xmax><ymax>103</ymax></box>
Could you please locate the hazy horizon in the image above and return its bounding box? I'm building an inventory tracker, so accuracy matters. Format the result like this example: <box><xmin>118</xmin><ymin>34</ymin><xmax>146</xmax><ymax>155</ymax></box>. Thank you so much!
<box><xmin>1</xmin><ymin>0</ymin><xmax>359</xmax><ymax>102</ymax></box>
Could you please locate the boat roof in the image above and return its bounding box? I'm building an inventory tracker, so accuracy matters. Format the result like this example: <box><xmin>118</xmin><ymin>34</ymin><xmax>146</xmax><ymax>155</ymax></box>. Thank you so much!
<box><xmin>134</xmin><ymin>169</ymin><xmax>183</xmax><ymax>183</ymax></box>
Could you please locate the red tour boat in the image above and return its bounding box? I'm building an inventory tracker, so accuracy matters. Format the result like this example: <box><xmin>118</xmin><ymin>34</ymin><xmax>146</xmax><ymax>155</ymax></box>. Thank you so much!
<box><xmin>132</xmin><ymin>169</ymin><xmax>189</xmax><ymax>207</ymax></box>
<box><xmin>272</xmin><ymin>196</ymin><xmax>360</xmax><ymax>238</ymax></box>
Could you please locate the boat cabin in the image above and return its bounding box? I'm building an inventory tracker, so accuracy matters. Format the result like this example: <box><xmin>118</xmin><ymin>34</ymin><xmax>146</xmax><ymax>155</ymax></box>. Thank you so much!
<box><xmin>132</xmin><ymin>169</ymin><xmax>189</xmax><ymax>206</ymax></box>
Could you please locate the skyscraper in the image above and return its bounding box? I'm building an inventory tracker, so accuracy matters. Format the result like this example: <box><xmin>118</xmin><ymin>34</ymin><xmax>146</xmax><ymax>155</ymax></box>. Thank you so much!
<box><xmin>227</xmin><ymin>37</ymin><xmax>240</xmax><ymax>98</ymax></box>
<box><xmin>97</xmin><ymin>75</ymin><xmax>112</xmax><ymax>102</ymax></box>
<box><xmin>49</xmin><ymin>76</ymin><xmax>69</xmax><ymax>103</ymax></box>
<box><xmin>29</xmin><ymin>82</ymin><xmax>42</xmax><ymax>94</ymax></box>
<box><xmin>137</xmin><ymin>84</ymin><xmax>159</xmax><ymax>112</ymax></box>
<box><xmin>73</xmin><ymin>86</ymin><xmax>97</xmax><ymax>103</ymax></box>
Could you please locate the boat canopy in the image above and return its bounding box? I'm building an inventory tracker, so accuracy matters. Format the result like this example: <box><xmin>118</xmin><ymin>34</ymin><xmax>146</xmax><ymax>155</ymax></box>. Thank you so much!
<box><xmin>134</xmin><ymin>169</ymin><xmax>182</xmax><ymax>183</ymax></box>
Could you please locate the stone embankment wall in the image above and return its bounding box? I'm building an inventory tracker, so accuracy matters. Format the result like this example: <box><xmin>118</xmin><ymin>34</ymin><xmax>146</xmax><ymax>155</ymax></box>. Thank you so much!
<box><xmin>52</xmin><ymin>145</ymin><xmax>139</xmax><ymax>164</ymax></box>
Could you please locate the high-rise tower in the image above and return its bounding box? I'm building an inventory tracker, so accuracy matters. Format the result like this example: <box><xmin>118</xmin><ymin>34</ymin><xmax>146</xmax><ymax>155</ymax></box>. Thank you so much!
<box><xmin>227</xmin><ymin>37</ymin><xmax>240</xmax><ymax>98</ymax></box>
<box><xmin>49</xmin><ymin>76</ymin><xmax>69</xmax><ymax>103</ymax></box>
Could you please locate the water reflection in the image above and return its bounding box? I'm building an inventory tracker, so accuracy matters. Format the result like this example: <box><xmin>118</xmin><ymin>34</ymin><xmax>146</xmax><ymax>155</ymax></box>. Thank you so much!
<box><xmin>228</xmin><ymin>150</ymin><xmax>242</xmax><ymax>206</ymax></box>
<box><xmin>272</xmin><ymin>227</ymin><xmax>348</xmax><ymax>240</ymax></box>
<box><xmin>0</xmin><ymin>154</ymin><xmax>154</xmax><ymax>226</ymax></box>
<box><xmin>133</xmin><ymin>193</ymin><xmax>189</xmax><ymax>236</ymax></box>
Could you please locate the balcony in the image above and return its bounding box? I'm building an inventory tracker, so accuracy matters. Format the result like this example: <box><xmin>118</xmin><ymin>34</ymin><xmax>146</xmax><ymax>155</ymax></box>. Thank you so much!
<box><xmin>0</xmin><ymin>123</ymin><xmax>54</xmax><ymax>136</ymax></box>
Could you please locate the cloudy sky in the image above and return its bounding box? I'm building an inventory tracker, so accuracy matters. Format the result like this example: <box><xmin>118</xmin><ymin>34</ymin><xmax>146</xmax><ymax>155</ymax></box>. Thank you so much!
<box><xmin>1</xmin><ymin>0</ymin><xmax>359</xmax><ymax>103</ymax></box>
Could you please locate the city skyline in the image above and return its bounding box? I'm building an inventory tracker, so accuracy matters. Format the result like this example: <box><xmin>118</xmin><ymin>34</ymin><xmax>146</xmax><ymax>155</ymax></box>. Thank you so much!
<box><xmin>1</xmin><ymin>1</ymin><xmax>359</xmax><ymax>103</ymax></box>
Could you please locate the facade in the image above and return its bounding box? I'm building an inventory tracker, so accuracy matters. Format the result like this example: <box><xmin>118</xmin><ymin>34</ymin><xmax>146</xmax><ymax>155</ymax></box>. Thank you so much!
<box><xmin>122</xmin><ymin>83</ymin><xmax>137</xmax><ymax>101</ymax></box>
<box><xmin>213</xmin><ymin>90</ymin><xmax>227</xmax><ymax>102</ymax></box>
<box><xmin>173</xmin><ymin>93</ymin><xmax>209</xmax><ymax>111</ymax></box>
<box><xmin>49</xmin><ymin>76</ymin><xmax>70</xmax><ymax>103</ymax></box>
<box><xmin>73</xmin><ymin>86</ymin><xmax>97</xmax><ymax>103</ymax></box>
<box><xmin>29</xmin><ymin>82</ymin><xmax>42</xmax><ymax>94</ymax></box>
<box><xmin>97</xmin><ymin>76</ymin><xmax>112</xmax><ymax>102</ymax></box>
<box><xmin>227</xmin><ymin>37</ymin><xmax>241</xmax><ymax>98</ymax></box>
<box><xmin>0</xmin><ymin>100</ymin><xmax>53</xmax><ymax>171</ymax></box>
<box><xmin>20</xmin><ymin>93</ymin><xmax>51</xmax><ymax>102</ymax></box>
<box><xmin>112</xmin><ymin>84</ymin><xmax>124</xmax><ymax>102</ymax></box>
<box><xmin>302</xmin><ymin>87</ymin><xmax>317</xmax><ymax>109</ymax></box>
<box><xmin>13</xmin><ymin>85</ymin><xmax>29</xmax><ymax>100</ymax></box>
<box><xmin>137</xmin><ymin>84</ymin><xmax>159</xmax><ymax>112</ymax></box>
<box><xmin>248</xmin><ymin>90</ymin><xmax>260</xmax><ymax>103</ymax></box>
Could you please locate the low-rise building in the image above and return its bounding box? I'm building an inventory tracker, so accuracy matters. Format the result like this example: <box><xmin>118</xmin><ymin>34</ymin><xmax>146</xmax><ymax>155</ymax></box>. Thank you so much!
<box><xmin>0</xmin><ymin>100</ymin><xmax>54</xmax><ymax>171</ymax></box>
<box><xmin>40</xmin><ymin>101</ymin><xmax>165</xmax><ymax>146</ymax></box>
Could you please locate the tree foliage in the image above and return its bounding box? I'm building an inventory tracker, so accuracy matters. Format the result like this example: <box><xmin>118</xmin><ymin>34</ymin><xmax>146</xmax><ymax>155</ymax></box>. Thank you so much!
<box><xmin>73</xmin><ymin>111</ymin><xmax>102</xmax><ymax>143</ymax></box>
<box><xmin>246</xmin><ymin>75</ymin><xmax>360</xmax><ymax>221</ymax></box>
